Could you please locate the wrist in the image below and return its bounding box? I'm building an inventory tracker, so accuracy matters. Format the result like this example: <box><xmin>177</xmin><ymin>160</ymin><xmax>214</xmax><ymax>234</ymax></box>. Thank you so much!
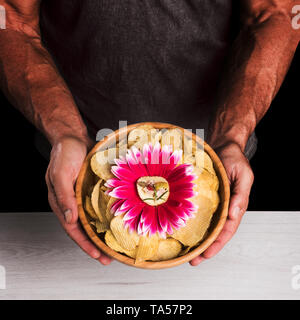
<box><xmin>42</xmin><ymin>119</ymin><xmax>93</xmax><ymax>150</ymax></box>
<box><xmin>35</xmin><ymin>104</ymin><xmax>93</xmax><ymax>148</ymax></box>
<box><xmin>51</xmin><ymin>133</ymin><xmax>93</xmax><ymax>150</ymax></box>
<box><xmin>46</xmin><ymin>125</ymin><xmax>92</xmax><ymax>147</ymax></box>
<box><xmin>207</xmin><ymin>122</ymin><xmax>252</xmax><ymax>152</ymax></box>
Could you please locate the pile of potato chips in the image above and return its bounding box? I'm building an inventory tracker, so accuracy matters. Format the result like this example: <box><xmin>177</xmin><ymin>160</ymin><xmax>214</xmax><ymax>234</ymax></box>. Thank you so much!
<box><xmin>83</xmin><ymin>125</ymin><xmax>220</xmax><ymax>263</ymax></box>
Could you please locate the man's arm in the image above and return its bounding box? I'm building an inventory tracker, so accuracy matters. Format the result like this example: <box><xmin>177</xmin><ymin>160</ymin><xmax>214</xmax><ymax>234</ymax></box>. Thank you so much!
<box><xmin>208</xmin><ymin>0</ymin><xmax>299</xmax><ymax>151</ymax></box>
<box><xmin>0</xmin><ymin>0</ymin><xmax>111</xmax><ymax>265</ymax></box>
<box><xmin>0</xmin><ymin>0</ymin><xmax>88</xmax><ymax>145</ymax></box>
<box><xmin>191</xmin><ymin>0</ymin><xmax>299</xmax><ymax>265</ymax></box>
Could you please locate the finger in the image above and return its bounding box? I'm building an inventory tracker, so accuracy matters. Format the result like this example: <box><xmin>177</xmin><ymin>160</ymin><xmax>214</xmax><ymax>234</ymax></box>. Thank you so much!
<box><xmin>191</xmin><ymin>165</ymin><xmax>254</xmax><ymax>264</ymax></box>
<box><xmin>189</xmin><ymin>219</ymin><xmax>240</xmax><ymax>265</ymax></box>
<box><xmin>201</xmin><ymin>218</ymin><xmax>242</xmax><ymax>259</ymax></box>
<box><xmin>202</xmin><ymin>166</ymin><xmax>253</xmax><ymax>258</ymax></box>
<box><xmin>47</xmin><ymin>173</ymin><xmax>112</xmax><ymax>265</ymax></box>
<box><xmin>46</xmin><ymin>177</ymin><xmax>99</xmax><ymax>256</ymax></box>
<box><xmin>228</xmin><ymin>164</ymin><xmax>254</xmax><ymax>220</ymax></box>
<box><xmin>49</xmin><ymin>168</ymin><xmax>78</xmax><ymax>224</ymax></box>
<box><xmin>66</xmin><ymin>222</ymin><xmax>112</xmax><ymax>265</ymax></box>
<box><xmin>97</xmin><ymin>253</ymin><xmax>113</xmax><ymax>265</ymax></box>
<box><xmin>189</xmin><ymin>255</ymin><xmax>206</xmax><ymax>266</ymax></box>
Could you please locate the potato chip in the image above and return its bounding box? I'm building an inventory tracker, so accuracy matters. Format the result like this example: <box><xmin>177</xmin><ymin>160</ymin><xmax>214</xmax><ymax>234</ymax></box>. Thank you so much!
<box><xmin>179</xmin><ymin>246</ymin><xmax>193</xmax><ymax>256</ymax></box>
<box><xmin>87</xmin><ymin>184</ymin><xmax>95</xmax><ymax>196</ymax></box>
<box><xmin>105</xmin><ymin>230</ymin><xmax>137</xmax><ymax>258</ymax></box>
<box><xmin>195</xmin><ymin>149</ymin><xmax>216</xmax><ymax>175</ymax></box>
<box><xmin>151</xmin><ymin>238</ymin><xmax>182</xmax><ymax>261</ymax></box>
<box><xmin>195</xmin><ymin>188</ymin><xmax>220</xmax><ymax>212</ymax></box>
<box><xmin>135</xmin><ymin>234</ymin><xmax>159</xmax><ymax>263</ymax></box>
<box><xmin>91</xmin><ymin>180</ymin><xmax>109</xmax><ymax>223</ymax></box>
<box><xmin>183</xmin><ymin>137</ymin><xmax>197</xmax><ymax>156</ymax></box>
<box><xmin>118</xmin><ymin>143</ymin><xmax>128</xmax><ymax>158</ymax></box>
<box><xmin>94</xmin><ymin>220</ymin><xmax>109</xmax><ymax>233</ymax></box>
<box><xmin>84</xmin><ymin>196</ymin><xmax>98</xmax><ymax>220</ymax></box>
<box><xmin>171</xmin><ymin>194</ymin><xmax>218</xmax><ymax>247</ymax></box>
<box><xmin>117</xmin><ymin>137</ymin><xmax>128</xmax><ymax>148</ymax></box>
<box><xmin>136</xmin><ymin>176</ymin><xmax>170</xmax><ymax>206</ymax></box>
<box><xmin>153</xmin><ymin>130</ymin><xmax>162</xmax><ymax>144</ymax></box>
<box><xmin>91</xmin><ymin>180</ymin><xmax>101</xmax><ymax>217</ymax></box>
<box><xmin>106</xmin><ymin>197</ymin><xmax>118</xmax><ymax>223</ymax></box>
<box><xmin>161</xmin><ymin>128</ymin><xmax>183</xmax><ymax>151</ymax></box>
<box><xmin>182</xmin><ymin>138</ymin><xmax>204</xmax><ymax>165</ymax></box>
<box><xmin>193</xmin><ymin>167</ymin><xmax>219</xmax><ymax>192</ymax></box>
<box><xmin>110</xmin><ymin>215</ymin><xmax>140</xmax><ymax>251</ymax></box>
<box><xmin>128</xmin><ymin>125</ymin><xmax>161</xmax><ymax>150</ymax></box>
<box><xmin>183</xmin><ymin>153</ymin><xmax>195</xmax><ymax>165</ymax></box>
<box><xmin>90</xmin><ymin>148</ymin><xmax>119</xmax><ymax>181</ymax></box>
<box><xmin>128</xmin><ymin>125</ymin><xmax>154</xmax><ymax>147</ymax></box>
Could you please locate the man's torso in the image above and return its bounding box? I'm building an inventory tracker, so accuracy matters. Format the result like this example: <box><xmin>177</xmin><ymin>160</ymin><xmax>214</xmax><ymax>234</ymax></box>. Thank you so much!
<box><xmin>40</xmin><ymin>0</ymin><xmax>233</xmax><ymax>136</ymax></box>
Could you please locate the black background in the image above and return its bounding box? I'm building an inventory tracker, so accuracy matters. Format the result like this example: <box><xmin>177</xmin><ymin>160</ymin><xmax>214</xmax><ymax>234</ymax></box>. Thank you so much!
<box><xmin>0</xmin><ymin>47</ymin><xmax>299</xmax><ymax>213</ymax></box>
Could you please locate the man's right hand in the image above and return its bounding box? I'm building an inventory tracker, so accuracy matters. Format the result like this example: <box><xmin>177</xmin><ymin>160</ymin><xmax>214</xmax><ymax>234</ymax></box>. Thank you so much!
<box><xmin>0</xmin><ymin>1</ymin><xmax>112</xmax><ymax>265</ymax></box>
<box><xmin>45</xmin><ymin>136</ymin><xmax>112</xmax><ymax>265</ymax></box>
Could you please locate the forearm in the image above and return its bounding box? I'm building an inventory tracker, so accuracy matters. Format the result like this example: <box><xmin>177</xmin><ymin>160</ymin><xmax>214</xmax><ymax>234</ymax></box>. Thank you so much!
<box><xmin>0</xmin><ymin>2</ymin><xmax>89</xmax><ymax>146</ymax></box>
<box><xmin>208</xmin><ymin>7</ymin><xmax>299</xmax><ymax>151</ymax></box>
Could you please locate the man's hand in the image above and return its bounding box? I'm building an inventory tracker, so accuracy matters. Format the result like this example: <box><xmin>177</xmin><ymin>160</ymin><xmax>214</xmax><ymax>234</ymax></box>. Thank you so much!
<box><xmin>45</xmin><ymin>136</ymin><xmax>112</xmax><ymax>265</ymax></box>
<box><xmin>189</xmin><ymin>0</ymin><xmax>299</xmax><ymax>266</ymax></box>
<box><xmin>190</xmin><ymin>143</ymin><xmax>254</xmax><ymax>266</ymax></box>
<box><xmin>0</xmin><ymin>1</ymin><xmax>112</xmax><ymax>265</ymax></box>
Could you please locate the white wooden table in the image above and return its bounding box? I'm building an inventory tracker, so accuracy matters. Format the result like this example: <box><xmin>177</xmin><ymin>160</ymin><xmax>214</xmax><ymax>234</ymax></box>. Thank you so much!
<box><xmin>0</xmin><ymin>211</ymin><xmax>300</xmax><ymax>300</ymax></box>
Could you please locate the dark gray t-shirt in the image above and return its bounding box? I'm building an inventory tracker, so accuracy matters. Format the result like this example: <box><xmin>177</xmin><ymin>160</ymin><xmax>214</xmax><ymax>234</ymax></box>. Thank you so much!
<box><xmin>40</xmin><ymin>0</ymin><xmax>233</xmax><ymax>137</ymax></box>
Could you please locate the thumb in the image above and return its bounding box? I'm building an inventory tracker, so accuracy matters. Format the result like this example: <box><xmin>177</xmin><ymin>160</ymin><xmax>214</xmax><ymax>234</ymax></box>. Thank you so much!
<box><xmin>228</xmin><ymin>164</ymin><xmax>254</xmax><ymax>221</ymax></box>
<box><xmin>49</xmin><ymin>170</ymin><xmax>79</xmax><ymax>224</ymax></box>
<box><xmin>47</xmin><ymin>137</ymin><xmax>89</xmax><ymax>224</ymax></box>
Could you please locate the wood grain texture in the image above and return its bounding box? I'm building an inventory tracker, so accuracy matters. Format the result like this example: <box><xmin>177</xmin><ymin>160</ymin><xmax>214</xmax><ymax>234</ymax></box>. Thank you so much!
<box><xmin>76</xmin><ymin>122</ymin><xmax>230</xmax><ymax>269</ymax></box>
<box><xmin>0</xmin><ymin>211</ymin><xmax>300</xmax><ymax>300</ymax></box>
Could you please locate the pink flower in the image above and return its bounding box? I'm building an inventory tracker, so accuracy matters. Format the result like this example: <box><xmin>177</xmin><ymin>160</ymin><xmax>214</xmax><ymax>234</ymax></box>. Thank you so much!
<box><xmin>105</xmin><ymin>143</ymin><xmax>198</xmax><ymax>237</ymax></box>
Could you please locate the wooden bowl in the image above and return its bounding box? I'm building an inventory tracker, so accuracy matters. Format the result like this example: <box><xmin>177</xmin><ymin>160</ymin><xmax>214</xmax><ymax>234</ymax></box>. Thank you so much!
<box><xmin>76</xmin><ymin>122</ymin><xmax>230</xmax><ymax>269</ymax></box>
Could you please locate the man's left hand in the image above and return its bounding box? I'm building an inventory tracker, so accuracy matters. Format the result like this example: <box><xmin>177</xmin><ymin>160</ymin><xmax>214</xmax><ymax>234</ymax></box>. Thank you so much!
<box><xmin>190</xmin><ymin>142</ymin><xmax>254</xmax><ymax>266</ymax></box>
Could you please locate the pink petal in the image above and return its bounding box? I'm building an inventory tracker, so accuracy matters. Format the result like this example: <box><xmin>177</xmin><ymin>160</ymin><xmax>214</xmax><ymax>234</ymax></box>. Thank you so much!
<box><xmin>105</xmin><ymin>178</ymin><xmax>129</xmax><ymax>188</ymax></box>
<box><xmin>169</xmin><ymin>149</ymin><xmax>182</xmax><ymax>165</ymax></box>
<box><xmin>118</xmin><ymin>200</ymin><xmax>134</xmax><ymax>213</ymax></box>
<box><xmin>110</xmin><ymin>199</ymin><xmax>124</xmax><ymax>214</ymax></box>
<box><xmin>141</xmin><ymin>206</ymin><xmax>156</xmax><ymax>230</ymax></box>
<box><xmin>109</xmin><ymin>185</ymin><xmax>136</xmax><ymax>199</ymax></box>
<box><xmin>151</xmin><ymin>142</ymin><xmax>161</xmax><ymax>165</ymax></box>
<box><xmin>157</xmin><ymin>207</ymin><xmax>169</xmax><ymax>233</ymax></box>
<box><xmin>166</xmin><ymin>222</ymin><xmax>174</xmax><ymax>235</ymax></box>
<box><xmin>170</xmin><ymin>182</ymin><xmax>195</xmax><ymax>193</ymax></box>
<box><xmin>166</xmin><ymin>164</ymin><xmax>190</xmax><ymax>181</ymax></box>
<box><xmin>171</xmin><ymin>189</ymin><xmax>196</xmax><ymax>200</ymax></box>
<box><xmin>111</xmin><ymin>166</ymin><xmax>137</xmax><ymax>181</ymax></box>
<box><xmin>181</xmin><ymin>199</ymin><xmax>198</xmax><ymax>212</ymax></box>
<box><xmin>123</xmin><ymin>204</ymin><xmax>145</xmax><ymax>221</ymax></box>
<box><xmin>114</xmin><ymin>158</ymin><xmax>127</xmax><ymax>166</ymax></box>
<box><xmin>161</xmin><ymin>145</ymin><xmax>173</xmax><ymax>164</ymax></box>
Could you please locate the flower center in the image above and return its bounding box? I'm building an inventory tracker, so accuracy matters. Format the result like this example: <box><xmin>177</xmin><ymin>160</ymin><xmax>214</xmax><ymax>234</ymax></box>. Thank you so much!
<box><xmin>136</xmin><ymin>176</ymin><xmax>170</xmax><ymax>206</ymax></box>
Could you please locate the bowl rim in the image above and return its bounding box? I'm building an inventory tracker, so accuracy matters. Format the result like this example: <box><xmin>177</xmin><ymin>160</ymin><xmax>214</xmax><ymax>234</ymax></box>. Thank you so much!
<box><xmin>76</xmin><ymin>122</ymin><xmax>230</xmax><ymax>269</ymax></box>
